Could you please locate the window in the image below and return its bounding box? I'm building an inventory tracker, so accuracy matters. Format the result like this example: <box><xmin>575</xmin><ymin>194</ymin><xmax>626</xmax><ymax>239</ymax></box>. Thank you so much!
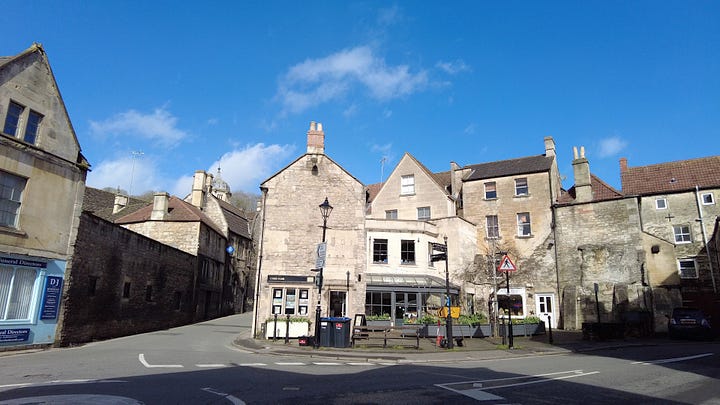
<box><xmin>272</xmin><ymin>288</ymin><xmax>308</xmax><ymax>315</ymax></box>
<box><xmin>515</xmin><ymin>178</ymin><xmax>528</xmax><ymax>196</ymax></box>
<box><xmin>373</xmin><ymin>239</ymin><xmax>388</xmax><ymax>263</ymax></box>
<box><xmin>517</xmin><ymin>212</ymin><xmax>531</xmax><ymax>236</ymax></box>
<box><xmin>655</xmin><ymin>198</ymin><xmax>667</xmax><ymax>210</ymax></box>
<box><xmin>401</xmin><ymin>239</ymin><xmax>415</xmax><ymax>265</ymax></box>
<box><xmin>365</xmin><ymin>291</ymin><xmax>391</xmax><ymax>317</ymax></box>
<box><xmin>497</xmin><ymin>291</ymin><xmax>525</xmax><ymax>317</ymax></box>
<box><xmin>0</xmin><ymin>265</ymin><xmax>38</xmax><ymax>321</ymax></box>
<box><xmin>673</xmin><ymin>225</ymin><xmax>691</xmax><ymax>244</ymax></box>
<box><xmin>484</xmin><ymin>182</ymin><xmax>497</xmax><ymax>199</ymax></box>
<box><xmin>400</xmin><ymin>175</ymin><xmax>415</xmax><ymax>195</ymax></box>
<box><xmin>0</xmin><ymin>171</ymin><xmax>26</xmax><ymax>229</ymax></box>
<box><xmin>701</xmin><ymin>193</ymin><xmax>715</xmax><ymax>205</ymax></box>
<box><xmin>417</xmin><ymin>206</ymin><xmax>431</xmax><ymax>221</ymax></box>
<box><xmin>24</xmin><ymin>110</ymin><xmax>42</xmax><ymax>144</ymax></box>
<box><xmin>678</xmin><ymin>259</ymin><xmax>698</xmax><ymax>279</ymax></box>
<box><xmin>486</xmin><ymin>215</ymin><xmax>499</xmax><ymax>238</ymax></box>
<box><xmin>3</xmin><ymin>101</ymin><xmax>24</xmax><ymax>137</ymax></box>
<box><xmin>385</xmin><ymin>210</ymin><xmax>398</xmax><ymax>219</ymax></box>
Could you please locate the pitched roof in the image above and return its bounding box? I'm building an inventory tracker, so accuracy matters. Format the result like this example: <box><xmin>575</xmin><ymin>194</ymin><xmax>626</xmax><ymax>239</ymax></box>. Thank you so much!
<box><xmin>82</xmin><ymin>187</ymin><xmax>149</xmax><ymax>222</ymax></box>
<box><xmin>365</xmin><ymin>182</ymin><xmax>383</xmax><ymax>203</ymax></box>
<box><xmin>216</xmin><ymin>197</ymin><xmax>251</xmax><ymax>239</ymax></box>
<box><xmin>464</xmin><ymin>155</ymin><xmax>554</xmax><ymax>181</ymax></box>
<box><xmin>115</xmin><ymin>195</ymin><xmax>224</xmax><ymax>235</ymax></box>
<box><xmin>557</xmin><ymin>174</ymin><xmax>623</xmax><ymax>204</ymax></box>
<box><xmin>621</xmin><ymin>156</ymin><xmax>720</xmax><ymax>196</ymax></box>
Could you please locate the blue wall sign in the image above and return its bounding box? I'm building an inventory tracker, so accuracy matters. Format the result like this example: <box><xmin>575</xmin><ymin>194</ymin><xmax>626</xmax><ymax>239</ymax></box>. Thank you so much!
<box><xmin>40</xmin><ymin>276</ymin><xmax>63</xmax><ymax>320</ymax></box>
<box><xmin>0</xmin><ymin>256</ymin><xmax>47</xmax><ymax>268</ymax></box>
<box><xmin>0</xmin><ymin>328</ymin><xmax>30</xmax><ymax>342</ymax></box>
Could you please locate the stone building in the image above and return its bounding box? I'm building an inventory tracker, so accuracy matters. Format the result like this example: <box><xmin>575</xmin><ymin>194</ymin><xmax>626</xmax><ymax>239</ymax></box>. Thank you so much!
<box><xmin>116</xmin><ymin>192</ymin><xmax>228</xmax><ymax>320</ymax></box>
<box><xmin>252</xmin><ymin>122</ymin><xmax>366</xmax><ymax>337</ymax></box>
<box><xmin>365</xmin><ymin>153</ymin><xmax>477</xmax><ymax>325</ymax></box>
<box><xmin>58</xmin><ymin>189</ymin><xmax>197</xmax><ymax>345</ymax></box>
<box><xmin>0</xmin><ymin>44</ymin><xmax>89</xmax><ymax>349</ymax></box>
<box><xmin>450</xmin><ymin>137</ymin><xmax>563</xmax><ymax>328</ymax></box>
<box><xmin>184</xmin><ymin>169</ymin><xmax>254</xmax><ymax>314</ymax></box>
<box><xmin>620</xmin><ymin>156</ymin><xmax>720</xmax><ymax>323</ymax></box>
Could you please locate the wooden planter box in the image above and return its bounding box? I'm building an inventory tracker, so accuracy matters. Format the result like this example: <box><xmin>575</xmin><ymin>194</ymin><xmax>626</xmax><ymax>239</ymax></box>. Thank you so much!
<box><xmin>265</xmin><ymin>321</ymin><xmax>310</xmax><ymax>339</ymax></box>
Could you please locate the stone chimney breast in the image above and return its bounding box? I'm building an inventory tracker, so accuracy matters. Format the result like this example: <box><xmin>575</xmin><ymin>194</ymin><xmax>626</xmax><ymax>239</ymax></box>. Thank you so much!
<box><xmin>307</xmin><ymin>121</ymin><xmax>325</xmax><ymax>154</ymax></box>
<box><xmin>151</xmin><ymin>192</ymin><xmax>170</xmax><ymax>221</ymax></box>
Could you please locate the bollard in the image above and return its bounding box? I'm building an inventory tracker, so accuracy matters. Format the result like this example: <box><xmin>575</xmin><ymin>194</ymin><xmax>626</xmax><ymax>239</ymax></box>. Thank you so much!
<box><xmin>285</xmin><ymin>314</ymin><xmax>290</xmax><ymax>344</ymax></box>
<box><xmin>548</xmin><ymin>315</ymin><xmax>554</xmax><ymax>344</ymax></box>
<box><xmin>273</xmin><ymin>313</ymin><xmax>278</xmax><ymax>341</ymax></box>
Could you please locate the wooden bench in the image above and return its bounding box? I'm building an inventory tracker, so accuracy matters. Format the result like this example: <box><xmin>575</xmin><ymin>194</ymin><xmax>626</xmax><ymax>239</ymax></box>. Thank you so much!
<box><xmin>351</xmin><ymin>326</ymin><xmax>419</xmax><ymax>349</ymax></box>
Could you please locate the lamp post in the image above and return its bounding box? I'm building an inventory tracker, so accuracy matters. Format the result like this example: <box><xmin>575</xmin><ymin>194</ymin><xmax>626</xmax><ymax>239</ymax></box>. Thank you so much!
<box><xmin>314</xmin><ymin>197</ymin><xmax>333</xmax><ymax>349</ymax></box>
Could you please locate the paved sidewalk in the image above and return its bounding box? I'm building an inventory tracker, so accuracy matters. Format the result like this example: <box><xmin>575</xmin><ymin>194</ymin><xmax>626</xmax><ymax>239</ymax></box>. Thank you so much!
<box><xmin>232</xmin><ymin>314</ymin><xmax>666</xmax><ymax>363</ymax></box>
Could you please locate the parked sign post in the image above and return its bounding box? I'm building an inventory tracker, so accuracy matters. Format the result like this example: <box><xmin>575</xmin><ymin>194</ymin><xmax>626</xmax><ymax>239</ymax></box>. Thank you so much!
<box><xmin>497</xmin><ymin>254</ymin><xmax>517</xmax><ymax>349</ymax></box>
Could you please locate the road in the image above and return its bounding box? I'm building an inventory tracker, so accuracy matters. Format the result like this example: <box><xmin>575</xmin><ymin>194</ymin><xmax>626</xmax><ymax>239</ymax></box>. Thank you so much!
<box><xmin>0</xmin><ymin>313</ymin><xmax>718</xmax><ymax>404</ymax></box>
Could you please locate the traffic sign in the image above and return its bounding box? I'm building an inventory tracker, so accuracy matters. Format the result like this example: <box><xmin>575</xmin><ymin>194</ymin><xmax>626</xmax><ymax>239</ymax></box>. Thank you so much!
<box><xmin>430</xmin><ymin>253</ymin><xmax>447</xmax><ymax>262</ymax></box>
<box><xmin>497</xmin><ymin>255</ymin><xmax>517</xmax><ymax>272</ymax></box>
<box><xmin>430</xmin><ymin>242</ymin><xmax>447</xmax><ymax>252</ymax></box>
<box><xmin>315</xmin><ymin>242</ymin><xmax>327</xmax><ymax>269</ymax></box>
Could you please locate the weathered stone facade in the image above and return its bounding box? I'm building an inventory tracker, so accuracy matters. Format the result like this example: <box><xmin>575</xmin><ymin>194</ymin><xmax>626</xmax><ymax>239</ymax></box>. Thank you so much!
<box><xmin>57</xmin><ymin>212</ymin><xmax>196</xmax><ymax>345</ymax></box>
<box><xmin>253</xmin><ymin>122</ymin><xmax>366</xmax><ymax>337</ymax></box>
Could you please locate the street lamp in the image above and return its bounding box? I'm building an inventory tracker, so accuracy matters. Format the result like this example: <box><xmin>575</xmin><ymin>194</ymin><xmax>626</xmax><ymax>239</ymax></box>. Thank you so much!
<box><xmin>314</xmin><ymin>197</ymin><xmax>333</xmax><ymax>348</ymax></box>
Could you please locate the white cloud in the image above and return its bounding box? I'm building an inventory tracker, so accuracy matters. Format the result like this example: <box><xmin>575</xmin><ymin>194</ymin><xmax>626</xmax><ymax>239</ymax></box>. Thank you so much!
<box><xmin>86</xmin><ymin>154</ymin><xmax>161</xmax><ymax>195</ymax></box>
<box><xmin>277</xmin><ymin>46</ymin><xmax>428</xmax><ymax>114</ymax></box>
<box><xmin>204</xmin><ymin>143</ymin><xmax>296</xmax><ymax>193</ymax></box>
<box><xmin>343</xmin><ymin>104</ymin><xmax>358</xmax><ymax>117</ymax></box>
<box><xmin>89</xmin><ymin>107</ymin><xmax>188</xmax><ymax>147</ymax></box>
<box><xmin>598</xmin><ymin>136</ymin><xmax>628</xmax><ymax>158</ymax></box>
<box><xmin>436</xmin><ymin>59</ymin><xmax>471</xmax><ymax>75</ymax></box>
<box><xmin>464</xmin><ymin>123</ymin><xmax>477</xmax><ymax>135</ymax></box>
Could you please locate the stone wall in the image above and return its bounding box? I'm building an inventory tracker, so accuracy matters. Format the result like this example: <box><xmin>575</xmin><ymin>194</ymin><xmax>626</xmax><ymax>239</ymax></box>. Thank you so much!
<box><xmin>554</xmin><ymin>198</ymin><xmax>649</xmax><ymax>329</ymax></box>
<box><xmin>57</xmin><ymin>213</ymin><xmax>197</xmax><ymax>346</ymax></box>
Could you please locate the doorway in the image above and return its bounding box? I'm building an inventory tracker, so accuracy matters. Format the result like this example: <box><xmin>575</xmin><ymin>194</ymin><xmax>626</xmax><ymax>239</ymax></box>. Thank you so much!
<box><xmin>329</xmin><ymin>291</ymin><xmax>347</xmax><ymax>317</ymax></box>
<box><xmin>535</xmin><ymin>294</ymin><xmax>555</xmax><ymax>328</ymax></box>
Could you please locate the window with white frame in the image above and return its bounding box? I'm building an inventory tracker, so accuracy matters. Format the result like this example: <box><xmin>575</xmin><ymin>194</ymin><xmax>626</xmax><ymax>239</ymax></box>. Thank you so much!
<box><xmin>673</xmin><ymin>225</ymin><xmax>691</xmax><ymax>244</ymax></box>
<box><xmin>655</xmin><ymin>198</ymin><xmax>667</xmax><ymax>210</ymax></box>
<box><xmin>400</xmin><ymin>175</ymin><xmax>415</xmax><ymax>195</ymax></box>
<box><xmin>385</xmin><ymin>210</ymin><xmax>398</xmax><ymax>219</ymax></box>
<box><xmin>496</xmin><ymin>288</ymin><xmax>526</xmax><ymax>317</ymax></box>
<box><xmin>0</xmin><ymin>171</ymin><xmax>27</xmax><ymax>229</ymax></box>
<box><xmin>678</xmin><ymin>259</ymin><xmax>698</xmax><ymax>279</ymax></box>
<box><xmin>515</xmin><ymin>178</ymin><xmax>529</xmax><ymax>196</ymax></box>
<box><xmin>400</xmin><ymin>239</ymin><xmax>415</xmax><ymax>264</ymax></box>
<box><xmin>486</xmin><ymin>215</ymin><xmax>499</xmax><ymax>238</ymax></box>
<box><xmin>272</xmin><ymin>288</ymin><xmax>309</xmax><ymax>315</ymax></box>
<box><xmin>484</xmin><ymin>182</ymin><xmax>497</xmax><ymax>199</ymax></box>
<box><xmin>0</xmin><ymin>265</ymin><xmax>39</xmax><ymax>321</ymax></box>
<box><xmin>517</xmin><ymin>212</ymin><xmax>531</xmax><ymax>236</ymax></box>
<box><xmin>417</xmin><ymin>206</ymin><xmax>431</xmax><ymax>220</ymax></box>
<box><xmin>701</xmin><ymin>193</ymin><xmax>715</xmax><ymax>205</ymax></box>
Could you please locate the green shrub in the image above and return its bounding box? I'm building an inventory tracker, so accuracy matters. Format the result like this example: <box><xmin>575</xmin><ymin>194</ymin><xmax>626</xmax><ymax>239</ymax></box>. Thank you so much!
<box><xmin>457</xmin><ymin>313</ymin><xmax>489</xmax><ymax>325</ymax></box>
<box><xmin>366</xmin><ymin>314</ymin><xmax>391</xmax><ymax>321</ymax></box>
<box><xmin>417</xmin><ymin>314</ymin><xmax>440</xmax><ymax>325</ymax></box>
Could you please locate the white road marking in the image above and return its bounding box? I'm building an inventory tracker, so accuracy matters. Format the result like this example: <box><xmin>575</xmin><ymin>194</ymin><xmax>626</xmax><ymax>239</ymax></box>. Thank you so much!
<box><xmin>138</xmin><ymin>353</ymin><xmax>183</xmax><ymax>368</ymax></box>
<box><xmin>0</xmin><ymin>379</ymin><xmax>126</xmax><ymax>390</ymax></box>
<box><xmin>632</xmin><ymin>353</ymin><xmax>714</xmax><ymax>365</ymax></box>
<box><xmin>348</xmin><ymin>362</ymin><xmax>375</xmax><ymax>366</ymax></box>
<box><xmin>274</xmin><ymin>362</ymin><xmax>305</xmax><ymax>366</ymax></box>
<box><xmin>196</xmin><ymin>364</ymin><xmax>229</xmax><ymax>368</ymax></box>
<box><xmin>436</xmin><ymin>369</ymin><xmax>599</xmax><ymax>401</ymax></box>
<box><xmin>312</xmin><ymin>362</ymin><xmax>342</xmax><ymax>365</ymax></box>
<box><xmin>202</xmin><ymin>387</ymin><xmax>246</xmax><ymax>405</ymax></box>
<box><xmin>237</xmin><ymin>363</ymin><xmax>267</xmax><ymax>366</ymax></box>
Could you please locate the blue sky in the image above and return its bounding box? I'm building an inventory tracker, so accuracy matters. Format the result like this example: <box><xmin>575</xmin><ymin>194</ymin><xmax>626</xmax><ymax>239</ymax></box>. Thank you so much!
<box><xmin>4</xmin><ymin>2</ymin><xmax>719</xmax><ymax>196</ymax></box>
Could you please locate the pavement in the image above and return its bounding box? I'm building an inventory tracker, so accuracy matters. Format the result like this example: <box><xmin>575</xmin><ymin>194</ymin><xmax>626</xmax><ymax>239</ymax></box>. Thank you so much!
<box><xmin>232</xmin><ymin>322</ymin><xmax>669</xmax><ymax>363</ymax></box>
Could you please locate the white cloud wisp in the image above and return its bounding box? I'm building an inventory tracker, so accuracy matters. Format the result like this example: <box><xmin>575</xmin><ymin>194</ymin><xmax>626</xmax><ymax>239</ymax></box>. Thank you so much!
<box><xmin>89</xmin><ymin>107</ymin><xmax>188</xmax><ymax>147</ymax></box>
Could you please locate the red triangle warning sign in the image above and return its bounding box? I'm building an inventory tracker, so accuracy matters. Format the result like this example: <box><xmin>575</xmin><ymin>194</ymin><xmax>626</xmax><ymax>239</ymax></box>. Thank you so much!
<box><xmin>497</xmin><ymin>255</ymin><xmax>517</xmax><ymax>272</ymax></box>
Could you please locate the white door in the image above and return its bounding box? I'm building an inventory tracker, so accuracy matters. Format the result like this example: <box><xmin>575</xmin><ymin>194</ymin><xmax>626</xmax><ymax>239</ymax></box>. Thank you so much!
<box><xmin>535</xmin><ymin>294</ymin><xmax>555</xmax><ymax>328</ymax></box>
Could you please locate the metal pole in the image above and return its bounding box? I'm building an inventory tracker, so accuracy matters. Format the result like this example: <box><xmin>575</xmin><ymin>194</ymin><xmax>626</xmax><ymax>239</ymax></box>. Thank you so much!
<box><xmin>506</xmin><ymin>270</ymin><xmax>513</xmax><ymax>349</ymax></box>
<box><xmin>444</xmin><ymin>236</ymin><xmax>453</xmax><ymax>349</ymax></box>
<box><xmin>346</xmin><ymin>271</ymin><xmax>350</xmax><ymax>317</ymax></box>
<box><xmin>313</xmin><ymin>216</ymin><xmax>327</xmax><ymax>349</ymax></box>
<box><xmin>548</xmin><ymin>314</ymin><xmax>554</xmax><ymax>344</ymax></box>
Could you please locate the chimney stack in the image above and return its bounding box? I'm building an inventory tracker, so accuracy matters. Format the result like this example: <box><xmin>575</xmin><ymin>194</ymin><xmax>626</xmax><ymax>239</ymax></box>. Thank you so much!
<box><xmin>191</xmin><ymin>170</ymin><xmax>208</xmax><ymax>209</ymax></box>
<box><xmin>307</xmin><ymin>121</ymin><xmax>325</xmax><ymax>154</ymax></box>
<box><xmin>113</xmin><ymin>194</ymin><xmax>128</xmax><ymax>214</ymax></box>
<box><xmin>544</xmin><ymin>136</ymin><xmax>556</xmax><ymax>157</ymax></box>
<box><xmin>572</xmin><ymin>146</ymin><xmax>592</xmax><ymax>203</ymax></box>
<box><xmin>151</xmin><ymin>192</ymin><xmax>170</xmax><ymax>220</ymax></box>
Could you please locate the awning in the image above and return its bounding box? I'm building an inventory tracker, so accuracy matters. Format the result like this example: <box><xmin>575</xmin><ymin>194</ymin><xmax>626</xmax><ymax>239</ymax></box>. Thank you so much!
<box><xmin>365</xmin><ymin>273</ymin><xmax>459</xmax><ymax>293</ymax></box>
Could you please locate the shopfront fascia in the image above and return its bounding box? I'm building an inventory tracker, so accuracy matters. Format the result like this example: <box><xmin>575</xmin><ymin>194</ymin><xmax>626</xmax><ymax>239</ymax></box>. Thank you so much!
<box><xmin>364</xmin><ymin>273</ymin><xmax>460</xmax><ymax>325</ymax></box>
